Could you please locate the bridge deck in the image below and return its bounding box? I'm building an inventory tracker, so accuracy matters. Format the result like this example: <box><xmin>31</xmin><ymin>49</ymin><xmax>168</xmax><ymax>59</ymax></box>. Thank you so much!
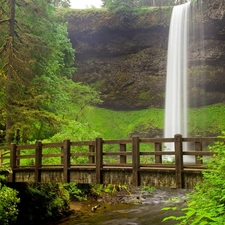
<box><xmin>0</xmin><ymin>135</ymin><xmax>224</xmax><ymax>188</ymax></box>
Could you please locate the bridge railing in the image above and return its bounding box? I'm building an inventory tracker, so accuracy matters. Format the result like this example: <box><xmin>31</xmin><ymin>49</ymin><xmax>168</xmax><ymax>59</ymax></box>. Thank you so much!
<box><xmin>0</xmin><ymin>134</ymin><xmax>224</xmax><ymax>188</ymax></box>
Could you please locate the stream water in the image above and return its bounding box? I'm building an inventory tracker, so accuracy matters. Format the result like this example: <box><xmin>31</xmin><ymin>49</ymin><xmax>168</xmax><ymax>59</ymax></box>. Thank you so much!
<box><xmin>51</xmin><ymin>188</ymin><xmax>189</xmax><ymax>225</ymax></box>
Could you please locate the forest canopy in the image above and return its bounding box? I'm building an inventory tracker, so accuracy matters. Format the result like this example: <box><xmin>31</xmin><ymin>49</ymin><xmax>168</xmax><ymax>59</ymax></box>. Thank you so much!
<box><xmin>0</xmin><ymin>0</ymin><xmax>101</xmax><ymax>144</ymax></box>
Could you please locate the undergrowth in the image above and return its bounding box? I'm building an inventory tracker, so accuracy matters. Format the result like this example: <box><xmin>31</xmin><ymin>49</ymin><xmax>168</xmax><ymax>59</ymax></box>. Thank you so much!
<box><xmin>162</xmin><ymin>133</ymin><xmax>225</xmax><ymax>224</ymax></box>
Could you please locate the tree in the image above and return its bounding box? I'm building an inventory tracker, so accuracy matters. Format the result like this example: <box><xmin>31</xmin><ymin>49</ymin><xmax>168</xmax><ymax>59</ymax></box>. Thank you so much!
<box><xmin>101</xmin><ymin>0</ymin><xmax>177</xmax><ymax>8</ymax></box>
<box><xmin>102</xmin><ymin>0</ymin><xmax>135</xmax><ymax>13</ymax></box>
<box><xmin>0</xmin><ymin>0</ymin><xmax>76</xmax><ymax>143</ymax></box>
<box><xmin>53</xmin><ymin>0</ymin><xmax>71</xmax><ymax>8</ymax></box>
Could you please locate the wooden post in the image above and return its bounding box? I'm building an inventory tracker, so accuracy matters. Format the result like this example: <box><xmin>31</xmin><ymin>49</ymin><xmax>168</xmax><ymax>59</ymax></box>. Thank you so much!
<box><xmin>63</xmin><ymin>139</ymin><xmax>70</xmax><ymax>183</ymax></box>
<box><xmin>132</xmin><ymin>135</ymin><xmax>140</xmax><ymax>186</ymax></box>
<box><xmin>9</xmin><ymin>143</ymin><xmax>17</xmax><ymax>182</ymax></box>
<box><xmin>35</xmin><ymin>141</ymin><xmax>42</xmax><ymax>182</ymax></box>
<box><xmin>61</xmin><ymin>146</ymin><xmax>64</xmax><ymax>165</ymax></box>
<box><xmin>0</xmin><ymin>150</ymin><xmax>2</xmax><ymax>167</ymax></box>
<box><xmin>120</xmin><ymin>141</ymin><xmax>126</xmax><ymax>164</ymax></box>
<box><xmin>155</xmin><ymin>142</ymin><xmax>162</xmax><ymax>164</ymax></box>
<box><xmin>174</xmin><ymin>134</ymin><xmax>184</xmax><ymax>188</ymax></box>
<box><xmin>16</xmin><ymin>147</ymin><xmax>21</xmax><ymax>167</ymax></box>
<box><xmin>89</xmin><ymin>145</ymin><xmax>95</xmax><ymax>164</ymax></box>
<box><xmin>96</xmin><ymin>137</ymin><xmax>103</xmax><ymax>184</ymax></box>
<box><xmin>195</xmin><ymin>136</ymin><xmax>203</xmax><ymax>164</ymax></box>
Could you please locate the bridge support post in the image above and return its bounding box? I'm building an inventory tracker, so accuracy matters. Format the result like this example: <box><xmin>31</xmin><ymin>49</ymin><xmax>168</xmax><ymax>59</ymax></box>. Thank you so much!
<box><xmin>89</xmin><ymin>145</ymin><xmax>95</xmax><ymax>164</ymax></box>
<box><xmin>174</xmin><ymin>134</ymin><xmax>184</xmax><ymax>188</ymax></box>
<box><xmin>96</xmin><ymin>137</ymin><xmax>103</xmax><ymax>184</ymax></box>
<box><xmin>132</xmin><ymin>135</ymin><xmax>140</xmax><ymax>186</ymax></box>
<box><xmin>120</xmin><ymin>140</ymin><xmax>126</xmax><ymax>163</ymax></box>
<box><xmin>195</xmin><ymin>136</ymin><xmax>203</xmax><ymax>164</ymax></box>
<box><xmin>63</xmin><ymin>139</ymin><xmax>70</xmax><ymax>183</ymax></box>
<box><xmin>155</xmin><ymin>142</ymin><xmax>162</xmax><ymax>164</ymax></box>
<box><xmin>9</xmin><ymin>143</ymin><xmax>16</xmax><ymax>182</ymax></box>
<box><xmin>35</xmin><ymin>141</ymin><xmax>42</xmax><ymax>182</ymax></box>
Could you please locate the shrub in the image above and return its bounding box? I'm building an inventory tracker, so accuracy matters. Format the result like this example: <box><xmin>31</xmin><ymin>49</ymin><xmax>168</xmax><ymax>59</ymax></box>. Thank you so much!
<box><xmin>0</xmin><ymin>183</ymin><xmax>20</xmax><ymax>225</ymax></box>
<box><xmin>62</xmin><ymin>183</ymin><xmax>88</xmax><ymax>201</ymax></box>
<box><xmin>162</xmin><ymin>134</ymin><xmax>225</xmax><ymax>224</ymax></box>
<box><xmin>14</xmin><ymin>182</ymin><xmax>71</xmax><ymax>224</ymax></box>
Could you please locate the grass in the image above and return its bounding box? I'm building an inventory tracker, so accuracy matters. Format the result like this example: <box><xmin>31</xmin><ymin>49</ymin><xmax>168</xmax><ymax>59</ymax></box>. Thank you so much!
<box><xmin>76</xmin><ymin>103</ymin><xmax>225</xmax><ymax>139</ymax></box>
<box><xmin>77</xmin><ymin>106</ymin><xmax>164</xmax><ymax>139</ymax></box>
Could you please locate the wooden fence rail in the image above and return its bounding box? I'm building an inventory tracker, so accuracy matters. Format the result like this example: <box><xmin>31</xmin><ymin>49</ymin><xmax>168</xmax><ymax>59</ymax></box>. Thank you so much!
<box><xmin>0</xmin><ymin>134</ymin><xmax>224</xmax><ymax>188</ymax></box>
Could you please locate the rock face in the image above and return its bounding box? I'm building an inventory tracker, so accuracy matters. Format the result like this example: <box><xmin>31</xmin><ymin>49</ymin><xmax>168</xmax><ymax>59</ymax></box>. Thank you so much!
<box><xmin>188</xmin><ymin>0</ymin><xmax>225</xmax><ymax>107</ymax></box>
<box><xmin>67</xmin><ymin>1</ymin><xmax>225</xmax><ymax>110</ymax></box>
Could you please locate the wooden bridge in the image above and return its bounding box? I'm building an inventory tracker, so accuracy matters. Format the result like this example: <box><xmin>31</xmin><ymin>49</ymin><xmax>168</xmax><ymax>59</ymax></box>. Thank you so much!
<box><xmin>0</xmin><ymin>134</ymin><xmax>224</xmax><ymax>189</ymax></box>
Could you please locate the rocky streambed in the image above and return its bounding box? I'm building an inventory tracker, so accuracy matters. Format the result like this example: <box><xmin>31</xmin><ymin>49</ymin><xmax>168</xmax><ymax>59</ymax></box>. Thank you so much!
<box><xmin>50</xmin><ymin>188</ymin><xmax>190</xmax><ymax>225</ymax></box>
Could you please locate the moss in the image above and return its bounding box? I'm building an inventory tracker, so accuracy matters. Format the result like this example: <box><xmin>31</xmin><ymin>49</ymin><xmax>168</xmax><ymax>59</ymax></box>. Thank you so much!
<box><xmin>63</xmin><ymin>7</ymin><xmax>172</xmax><ymax>34</ymax></box>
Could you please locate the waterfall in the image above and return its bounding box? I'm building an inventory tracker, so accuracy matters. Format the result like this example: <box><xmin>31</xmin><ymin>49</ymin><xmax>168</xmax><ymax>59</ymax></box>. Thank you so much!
<box><xmin>164</xmin><ymin>2</ymin><xmax>190</xmax><ymax>150</ymax></box>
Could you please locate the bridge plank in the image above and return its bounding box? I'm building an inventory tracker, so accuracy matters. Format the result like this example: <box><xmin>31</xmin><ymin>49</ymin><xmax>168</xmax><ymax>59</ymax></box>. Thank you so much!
<box><xmin>103</xmin><ymin>166</ymin><xmax>132</xmax><ymax>170</ymax></box>
<box><xmin>103</xmin><ymin>139</ymin><xmax>132</xmax><ymax>144</ymax></box>
<box><xmin>183</xmin><ymin>151</ymin><xmax>215</xmax><ymax>156</ymax></box>
<box><xmin>103</xmin><ymin>152</ymin><xmax>132</xmax><ymax>156</ymax></box>
<box><xmin>17</xmin><ymin>144</ymin><xmax>36</xmax><ymax>150</ymax></box>
<box><xmin>0</xmin><ymin>146</ymin><xmax>10</xmax><ymax>150</ymax></box>
<box><xmin>70</xmin><ymin>165</ymin><xmax>95</xmax><ymax>170</ymax></box>
<box><xmin>42</xmin><ymin>153</ymin><xmax>62</xmax><ymax>157</ymax></box>
<box><xmin>140</xmin><ymin>167</ymin><xmax>175</xmax><ymax>171</ymax></box>
<box><xmin>140</xmin><ymin>138</ymin><xmax>174</xmax><ymax>143</ymax></box>
<box><xmin>71</xmin><ymin>141</ymin><xmax>95</xmax><ymax>146</ymax></box>
<box><xmin>70</xmin><ymin>152</ymin><xmax>95</xmax><ymax>156</ymax></box>
<box><xmin>140</xmin><ymin>151</ymin><xmax>175</xmax><ymax>155</ymax></box>
<box><xmin>183</xmin><ymin>137</ymin><xmax>225</xmax><ymax>142</ymax></box>
<box><xmin>42</xmin><ymin>142</ymin><xmax>62</xmax><ymax>148</ymax></box>
<box><xmin>17</xmin><ymin>154</ymin><xmax>35</xmax><ymax>159</ymax></box>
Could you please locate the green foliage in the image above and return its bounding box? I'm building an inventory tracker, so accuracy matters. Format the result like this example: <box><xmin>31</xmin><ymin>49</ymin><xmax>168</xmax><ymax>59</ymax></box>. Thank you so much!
<box><xmin>17</xmin><ymin>182</ymin><xmax>70</xmax><ymax>223</ymax></box>
<box><xmin>103</xmin><ymin>0</ymin><xmax>135</xmax><ymax>13</ymax></box>
<box><xmin>77</xmin><ymin>106</ymin><xmax>164</xmax><ymax>139</ymax></box>
<box><xmin>39</xmin><ymin>120</ymin><xmax>100</xmax><ymax>165</ymax></box>
<box><xmin>91</xmin><ymin>184</ymin><xmax>128</xmax><ymax>196</ymax></box>
<box><xmin>62</xmin><ymin>183</ymin><xmax>88</xmax><ymax>201</ymax></box>
<box><xmin>75</xmin><ymin>103</ymin><xmax>225</xmax><ymax>140</ymax></box>
<box><xmin>0</xmin><ymin>0</ymin><xmax>76</xmax><ymax>143</ymax></box>
<box><xmin>162</xmin><ymin>133</ymin><xmax>225</xmax><ymax>224</ymax></box>
<box><xmin>142</xmin><ymin>185</ymin><xmax>156</xmax><ymax>193</ymax></box>
<box><xmin>189</xmin><ymin>104</ymin><xmax>225</xmax><ymax>137</ymax></box>
<box><xmin>0</xmin><ymin>183</ymin><xmax>20</xmax><ymax>225</ymax></box>
<box><xmin>102</xmin><ymin>0</ymin><xmax>176</xmax><ymax>8</ymax></box>
<box><xmin>0</xmin><ymin>167</ymin><xmax>11</xmax><ymax>183</ymax></box>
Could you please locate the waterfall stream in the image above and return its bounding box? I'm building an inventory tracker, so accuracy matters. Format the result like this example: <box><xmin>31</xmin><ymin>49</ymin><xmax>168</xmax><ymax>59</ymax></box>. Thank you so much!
<box><xmin>164</xmin><ymin>1</ymin><xmax>191</xmax><ymax>153</ymax></box>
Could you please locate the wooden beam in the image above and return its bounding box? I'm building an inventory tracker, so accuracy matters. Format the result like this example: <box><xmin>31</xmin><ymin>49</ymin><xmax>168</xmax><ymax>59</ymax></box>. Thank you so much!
<box><xmin>195</xmin><ymin>136</ymin><xmax>203</xmax><ymax>164</ymax></box>
<box><xmin>132</xmin><ymin>135</ymin><xmax>140</xmax><ymax>186</ymax></box>
<box><xmin>9</xmin><ymin>143</ymin><xmax>17</xmax><ymax>182</ymax></box>
<box><xmin>120</xmin><ymin>140</ymin><xmax>127</xmax><ymax>164</ymax></box>
<box><xmin>174</xmin><ymin>134</ymin><xmax>184</xmax><ymax>188</ymax></box>
<box><xmin>96</xmin><ymin>137</ymin><xmax>103</xmax><ymax>184</ymax></box>
<box><xmin>63</xmin><ymin>139</ymin><xmax>70</xmax><ymax>183</ymax></box>
<box><xmin>35</xmin><ymin>141</ymin><xmax>42</xmax><ymax>182</ymax></box>
<box><xmin>155</xmin><ymin>142</ymin><xmax>162</xmax><ymax>164</ymax></box>
<box><xmin>89</xmin><ymin>145</ymin><xmax>95</xmax><ymax>164</ymax></box>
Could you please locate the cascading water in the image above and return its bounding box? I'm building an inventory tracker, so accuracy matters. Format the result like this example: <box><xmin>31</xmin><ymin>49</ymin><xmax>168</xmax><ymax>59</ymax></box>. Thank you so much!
<box><xmin>164</xmin><ymin>1</ymin><xmax>190</xmax><ymax>152</ymax></box>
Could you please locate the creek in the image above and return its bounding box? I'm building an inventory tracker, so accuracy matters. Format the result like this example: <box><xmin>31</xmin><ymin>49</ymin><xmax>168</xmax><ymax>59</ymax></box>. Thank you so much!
<box><xmin>51</xmin><ymin>188</ymin><xmax>189</xmax><ymax>225</ymax></box>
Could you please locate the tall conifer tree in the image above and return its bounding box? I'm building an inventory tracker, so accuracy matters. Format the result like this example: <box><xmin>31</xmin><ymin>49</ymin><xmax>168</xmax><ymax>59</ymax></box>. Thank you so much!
<box><xmin>0</xmin><ymin>0</ymin><xmax>75</xmax><ymax>143</ymax></box>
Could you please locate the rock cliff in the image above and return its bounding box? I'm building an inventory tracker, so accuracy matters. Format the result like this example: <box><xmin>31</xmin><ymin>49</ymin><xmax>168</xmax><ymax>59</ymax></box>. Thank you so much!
<box><xmin>66</xmin><ymin>0</ymin><xmax>225</xmax><ymax>110</ymax></box>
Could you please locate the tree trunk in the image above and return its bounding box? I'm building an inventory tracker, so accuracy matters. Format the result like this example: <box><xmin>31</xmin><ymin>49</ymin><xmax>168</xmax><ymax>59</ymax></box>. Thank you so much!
<box><xmin>6</xmin><ymin>0</ymin><xmax>16</xmax><ymax>143</ymax></box>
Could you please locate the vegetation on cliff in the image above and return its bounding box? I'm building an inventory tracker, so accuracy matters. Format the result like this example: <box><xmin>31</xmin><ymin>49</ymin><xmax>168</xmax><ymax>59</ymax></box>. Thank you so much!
<box><xmin>163</xmin><ymin>133</ymin><xmax>225</xmax><ymax>224</ymax></box>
